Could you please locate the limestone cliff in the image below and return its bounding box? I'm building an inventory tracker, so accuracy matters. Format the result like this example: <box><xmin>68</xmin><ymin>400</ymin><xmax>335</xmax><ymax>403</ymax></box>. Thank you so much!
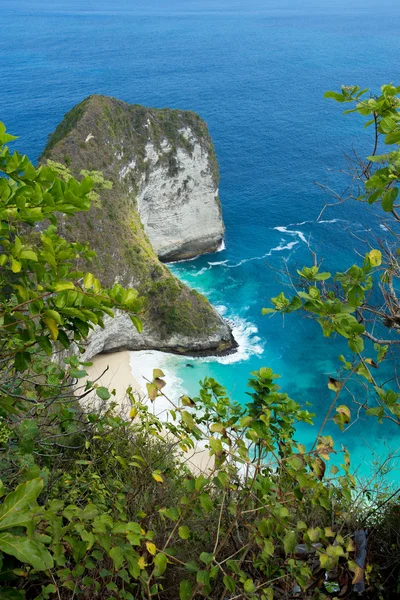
<box><xmin>136</xmin><ymin>124</ymin><xmax>223</xmax><ymax>262</ymax></box>
<box><xmin>41</xmin><ymin>95</ymin><xmax>235</xmax><ymax>356</ymax></box>
<box><xmin>43</xmin><ymin>95</ymin><xmax>224</xmax><ymax>261</ymax></box>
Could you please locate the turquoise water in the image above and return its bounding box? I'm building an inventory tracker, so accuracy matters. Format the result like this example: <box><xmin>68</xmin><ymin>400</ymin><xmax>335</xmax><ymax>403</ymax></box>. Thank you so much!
<box><xmin>1</xmin><ymin>0</ymin><xmax>399</xmax><ymax>480</ymax></box>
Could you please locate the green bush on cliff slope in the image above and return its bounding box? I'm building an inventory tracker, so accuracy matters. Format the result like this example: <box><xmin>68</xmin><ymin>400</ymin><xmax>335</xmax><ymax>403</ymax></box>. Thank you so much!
<box><xmin>0</xmin><ymin>118</ymin><xmax>399</xmax><ymax>600</ymax></box>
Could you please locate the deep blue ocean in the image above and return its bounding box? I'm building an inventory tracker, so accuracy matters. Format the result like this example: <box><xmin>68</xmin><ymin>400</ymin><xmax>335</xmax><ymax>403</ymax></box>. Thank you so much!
<box><xmin>1</xmin><ymin>0</ymin><xmax>399</xmax><ymax>481</ymax></box>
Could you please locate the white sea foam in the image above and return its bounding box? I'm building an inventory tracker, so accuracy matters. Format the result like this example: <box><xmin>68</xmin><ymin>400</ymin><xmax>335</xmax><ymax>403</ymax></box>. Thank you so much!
<box><xmin>129</xmin><ymin>304</ymin><xmax>264</xmax><ymax>414</ymax></box>
<box><xmin>273</xmin><ymin>225</ymin><xmax>308</xmax><ymax>244</ymax></box>
<box><xmin>214</xmin><ymin>304</ymin><xmax>227</xmax><ymax>316</ymax></box>
<box><xmin>288</xmin><ymin>218</ymin><xmax>342</xmax><ymax>226</ymax></box>
<box><xmin>181</xmin><ymin>307</ymin><xmax>264</xmax><ymax>365</ymax></box>
<box><xmin>217</xmin><ymin>238</ymin><xmax>226</xmax><ymax>252</ymax></box>
<box><xmin>226</xmin><ymin>239</ymin><xmax>298</xmax><ymax>268</ymax></box>
<box><xmin>207</xmin><ymin>259</ymin><xmax>228</xmax><ymax>266</ymax></box>
<box><xmin>129</xmin><ymin>350</ymin><xmax>186</xmax><ymax>411</ymax></box>
<box><xmin>270</xmin><ymin>240</ymin><xmax>298</xmax><ymax>252</ymax></box>
<box><xmin>192</xmin><ymin>266</ymin><xmax>210</xmax><ymax>277</ymax></box>
<box><xmin>217</xmin><ymin>313</ymin><xmax>264</xmax><ymax>364</ymax></box>
<box><xmin>169</xmin><ymin>254</ymin><xmax>202</xmax><ymax>265</ymax></box>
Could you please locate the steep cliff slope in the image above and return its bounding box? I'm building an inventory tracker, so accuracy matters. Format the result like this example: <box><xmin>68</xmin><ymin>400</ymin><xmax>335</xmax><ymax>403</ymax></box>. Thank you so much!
<box><xmin>41</xmin><ymin>95</ymin><xmax>235</xmax><ymax>356</ymax></box>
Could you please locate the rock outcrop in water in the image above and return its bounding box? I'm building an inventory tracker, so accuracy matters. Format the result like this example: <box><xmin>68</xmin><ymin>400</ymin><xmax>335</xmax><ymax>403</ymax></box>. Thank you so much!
<box><xmin>43</xmin><ymin>94</ymin><xmax>224</xmax><ymax>262</ymax></box>
<box><xmin>41</xmin><ymin>95</ymin><xmax>235</xmax><ymax>356</ymax></box>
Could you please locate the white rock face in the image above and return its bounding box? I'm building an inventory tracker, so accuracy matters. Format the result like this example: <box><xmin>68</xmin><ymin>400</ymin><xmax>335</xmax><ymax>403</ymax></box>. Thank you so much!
<box><xmin>134</xmin><ymin>128</ymin><xmax>224</xmax><ymax>262</ymax></box>
<box><xmin>82</xmin><ymin>311</ymin><xmax>235</xmax><ymax>361</ymax></box>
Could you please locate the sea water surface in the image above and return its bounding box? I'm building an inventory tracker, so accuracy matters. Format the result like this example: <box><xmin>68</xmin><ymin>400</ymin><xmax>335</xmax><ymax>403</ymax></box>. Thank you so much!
<box><xmin>1</xmin><ymin>0</ymin><xmax>400</xmax><ymax>481</ymax></box>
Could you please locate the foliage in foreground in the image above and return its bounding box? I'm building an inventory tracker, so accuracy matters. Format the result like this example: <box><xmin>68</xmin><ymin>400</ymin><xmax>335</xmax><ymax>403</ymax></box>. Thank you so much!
<box><xmin>0</xmin><ymin>84</ymin><xmax>399</xmax><ymax>600</ymax></box>
<box><xmin>0</xmin><ymin>364</ymin><xmax>383</xmax><ymax>600</ymax></box>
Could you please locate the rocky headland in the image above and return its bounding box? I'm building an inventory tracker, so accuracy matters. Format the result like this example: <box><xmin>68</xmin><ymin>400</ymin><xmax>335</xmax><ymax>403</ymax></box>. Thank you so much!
<box><xmin>41</xmin><ymin>95</ymin><xmax>236</xmax><ymax>357</ymax></box>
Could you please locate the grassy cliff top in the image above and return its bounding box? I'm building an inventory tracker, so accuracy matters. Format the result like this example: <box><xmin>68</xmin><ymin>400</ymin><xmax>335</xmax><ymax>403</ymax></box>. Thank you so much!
<box><xmin>42</xmin><ymin>95</ymin><xmax>219</xmax><ymax>187</ymax></box>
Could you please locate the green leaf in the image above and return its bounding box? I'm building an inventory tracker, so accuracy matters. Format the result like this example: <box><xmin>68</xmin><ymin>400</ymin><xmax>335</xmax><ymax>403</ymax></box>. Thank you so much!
<box><xmin>96</xmin><ymin>386</ymin><xmax>111</xmax><ymax>401</ymax></box>
<box><xmin>0</xmin><ymin>533</ymin><xmax>53</xmax><ymax>570</ymax></box>
<box><xmin>106</xmin><ymin>582</ymin><xmax>118</xmax><ymax>592</ymax></box>
<box><xmin>179</xmin><ymin>580</ymin><xmax>192</xmax><ymax>600</ymax></box>
<box><xmin>314</xmin><ymin>271</ymin><xmax>331</xmax><ymax>281</ymax></box>
<box><xmin>381</xmin><ymin>187</ymin><xmax>398</xmax><ymax>212</ymax></box>
<box><xmin>243</xmin><ymin>579</ymin><xmax>256</xmax><ymax>593</ymax></box>
<box><xmin>109</xmin><ymin>546</ymin><xmax>124</xmax><ymax>570</ymax></box>
<box><xmin>130</xmin><ymin>315</ymin><xmax>143</xmax><ymax>333</ymax></box>
<box><xmin>366</xmin><ymin>406</ymin><xmax>385</xmax><ymax>421</ymax></box>
<box><xmin>384</xmin><ymin>130</ymin><xmax>400</xmax><ymax>145</ymax></box>
<box><xmin>199</xmin><ymin>494</ymin><xmax>213</xmax><ymax>513</ymax></box>
<box><xmin>283</xmin><ymin>530</ymin><xmax>297</xmax><ymax>555</ymax></box>
<box><xmin>261</xmin><ymin>307</ymin><xmax>276</xmax><ymax>315</ymax></box>
<box><xmin>366</xmin><ymin>249</ymin><xmax>382</xmax><ymax>266</ymax></box>
<box><xmin>0</xmin><ymin>478</ymin><xmax>43</xmax><ymax>530</ymax></box>
<box><xmin>196</xmin><ymin>570</ymin><xmax>210</xmax><ymax>586</ymax></box>
<box><xmin>38</xmin><ymin>336</ymin><xmax>53</xmax><ymax>355</ymax></box>
<box><xmin>10</xmin><ymin>258</ymin><xmax>21</xmax><ymax>273</ymax></box>
<box><xmin>185</xmin><ymin>560</ymin><xmax>199</xmax><ymax>573</ymax></box>
<box><xmin>271</xmin><ymin>291</ymin><xmax>290</xmax><ymax>311</ymax></box>
<box><xmin>216</xmin><ymin>471</ymin><xmax>230</xmax><ymax>488</ymax></box>
<box><xmin>83</xmin><ymin>272</ymin><xmax>95</xmax><ymax>289</ymax></box>
<box><xmin>19</xmin><ymin>250</ymin><xmax>38</xmax><ymax>261</ymax></box>
<box><xmin>223</xmin><ymin>575</ymin><xmax>236</xmax><ymax>593</ymax></box>
<box><xmin>199</xmin><ymin>552</ymin><xmax>214</xmax><ymax>565</ymax></box>
<box><xmin>154</xmin><ymin>552</ymin><xmax>167</xmax><ymax>576</ymax></box>
<box><xmin>181</xmin><ymin>411</ymin><xmax>196</xmax><ymax>430</ymax></box>
<box><xmin>209</xmin><ymin>437</ymin><xmax>222</xmax><ymax>453</ymax></box>
<box><xmin>324</xmin><ymin>91</ymin><xmax>348</xmax><ymax>102</ymax></box>
<box><xmin>178</xmin><ymin>526</ymin><xmax>191</xmax><ymax>540</ymax></box>
<box><xmin>54</xmin><ymin>281</ymin><xmax>75</xmax><ymax>292</ymax></box>
<box><xmin>43</xmin><ymin>317</ymin><xmax>59</xmax><ymax>341</ymax></box>
<box><xmin>14</xmin><ymin>352</ymin><xmax>31</xmax><ymax>372</ymax></box>
<box><xmin>263</xmin><ymin>539</ymin><xmax>274</xmax><ymax>556</ymax></box>
<box><xmin>348</xmin><ymin>336</ymin><xmax>364</xmax><ymax>353</ymax></box>
<box><xmin>43</xmin><ymin>309</ymin><xmax>63</xmax><ymax>324</ymax></box>
<box><xmin>162</xmin><ymin>507</ymin><xmax>179</xmax><ymax>520</ymax></box>
<box><xmin>287</xmin><ymin>455</ymin><xmax>304</xmax><ymax>471</ymax></box>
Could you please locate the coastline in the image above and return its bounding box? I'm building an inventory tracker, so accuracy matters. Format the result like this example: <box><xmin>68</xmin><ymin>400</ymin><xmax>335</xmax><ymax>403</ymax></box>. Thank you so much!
<box><xmin>83</xmin><ymin>350</ymin><xmax>213</xmax><ymax>473</ymax></box>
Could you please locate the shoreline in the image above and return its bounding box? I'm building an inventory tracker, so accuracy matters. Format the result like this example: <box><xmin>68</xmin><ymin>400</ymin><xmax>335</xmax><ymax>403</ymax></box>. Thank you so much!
<box><xmin>82</xmin><ymin>350</ymin><xmax>213</xmax><ymax>473</ymax></box>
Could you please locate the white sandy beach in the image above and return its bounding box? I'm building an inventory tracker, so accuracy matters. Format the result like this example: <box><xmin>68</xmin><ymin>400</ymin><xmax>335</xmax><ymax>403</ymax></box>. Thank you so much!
<box><xmin>83</xmin><ymin>350</ymin><xmax>144</xmax><ymax>402</ymax></box>
<box><xmin>82</xmin><ymin>350</ymin><xmax>213</xmax><ymax>473</ymax></box>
